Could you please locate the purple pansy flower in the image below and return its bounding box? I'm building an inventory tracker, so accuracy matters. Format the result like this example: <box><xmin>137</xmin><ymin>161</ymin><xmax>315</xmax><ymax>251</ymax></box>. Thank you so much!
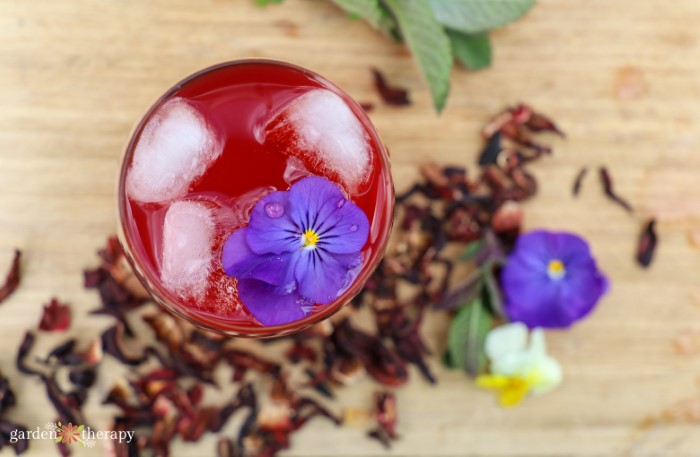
<box><xmin>221</xmin><ymin>176</ymin><xmax>369</xmax><ymax>326</ymax></box>
<box><xmin>500</xmin><ymin>230</ymin><xmax>609</xmax><ymax>328</ymax></box>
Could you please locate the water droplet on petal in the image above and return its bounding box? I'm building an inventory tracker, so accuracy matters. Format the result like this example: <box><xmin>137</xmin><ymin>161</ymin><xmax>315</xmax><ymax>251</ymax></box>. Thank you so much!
<box><xmin>283</xmin><ymin>281</ymin><xmax>297</xmax><ymax>294</ymax></box>
<box><xmin>264</xmin><ymin>202</ymin><xmax>284</xmax><ymax>218</ymax></box>
<box><xmin>337</xmin><ymin>198</ymin><xmax>346</xmax><ymax>208</ymax></box>
<box><xmin>350</xmin><ymin>224</ymin><xmax>358</xmax><ymax>232</ymax></box>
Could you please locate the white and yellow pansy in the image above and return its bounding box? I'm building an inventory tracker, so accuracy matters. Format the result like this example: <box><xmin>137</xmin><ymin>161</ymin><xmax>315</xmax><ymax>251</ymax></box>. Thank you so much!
<box><xmin>476</xmin><ymin>322</ymin><xmax>562</xmax><ymax>407</ymax></box>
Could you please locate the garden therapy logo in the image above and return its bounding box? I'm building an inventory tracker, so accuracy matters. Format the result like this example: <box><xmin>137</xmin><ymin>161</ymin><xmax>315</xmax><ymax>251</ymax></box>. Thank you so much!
<box><xmin>9</xmin><ymin>421</ymin><xmax>134</xmax><ymax>447</ymax></box>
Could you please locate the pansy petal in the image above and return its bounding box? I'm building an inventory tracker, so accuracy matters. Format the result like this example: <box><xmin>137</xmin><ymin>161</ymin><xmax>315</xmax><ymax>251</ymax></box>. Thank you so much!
<box><xmin>502</xmin><ymin>273</ymin><xmax>573</xmax><ymax>328</ymax></box>
<box><xmin>288</xmin><ymin>176</ymin><xmax>345</xmax><ymax>230</ymax></box>
<box><xmin>511</xmin><ymin>231</ymin><xmax>558</xmax><ymax>269</ymax></box>
<box><xmin>237</xmin><ymin>279</ymin><xmax>310</xmax><ymax>326</ymax></box>
<box><xmin>499</xmin><ymin>381</ymin><xmax>530</xmax><ymax>407</ymax></box>
<box><xmin>221</xmin><ymin>228</ymin><xmax>290</xmax><ymax>285</ymax></box>
<box><xmin>558</xmin><ymin>268</ymin><xmax>609</xmax><ymax>323</ymax></box>
<box><xmin>315</xmin><ymin>203</ymin><xmax>370</xmax><ymax>254</ymax></box>
<box><xmin>491</xmin><ymin>343</ymin><xmax>541</xmax><ymax>376</ymax></box>
<box><xmin>493</xmin><ymin>329</ymin><xmax>551</xmax><ymax>377</ymax></box>
<box><xmin>272</xmin><ymin>251</ymin><xmax>301</xmax><ymax>296</ymax></box>
<box><xmin>527</xmin><ymin>328</ymin><xmax>548</xmax><ymax>357</ymax></box>
<box><xmin>294</xmin><ymin>249</ymin><xmax>349</xmax><ymax>304</ymax></box>
<box><xmin>247</xmin><ymin>191</ymin><xmax>300</xmax><ymax>255</ymax></box>
<box><xmin>476</xmin><ymin>374</ymin><xmax>509</xmax><ymax>390</ymax></box>
<box><xmin>485</xmin><ymin>322</ymin><xmax>529</xmax><ymax>362</ymax></box>
<box><xmin>529</xmin><ymin>356</ymin><xmax>563</xmax><ymax>395</ymax></box>
<box><xmin>560</xmin><ymin>236</ymin><xmax>592</xmax><ymax>259</ymax></box>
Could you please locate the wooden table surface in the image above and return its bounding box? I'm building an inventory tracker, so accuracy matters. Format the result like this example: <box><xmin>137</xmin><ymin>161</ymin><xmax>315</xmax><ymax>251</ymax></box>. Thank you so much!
<box><xmin>3</xmin><ymin>0</ymin><xmax>700</xmax><ymax>455</ymax></box>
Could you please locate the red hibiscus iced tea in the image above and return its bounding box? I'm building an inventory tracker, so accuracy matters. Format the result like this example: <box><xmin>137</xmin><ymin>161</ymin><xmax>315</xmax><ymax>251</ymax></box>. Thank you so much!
<box><xmin>118</xmin><ymin>60</ymin><xmax>393</xmax><ymax>337</ymax></box>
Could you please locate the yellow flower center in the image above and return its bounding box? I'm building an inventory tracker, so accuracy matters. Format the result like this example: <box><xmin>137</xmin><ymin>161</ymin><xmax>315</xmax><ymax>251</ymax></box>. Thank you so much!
<box><xmin>547</xmin><ymin>259</ymin><xmax>566</xmax><ymax>279</ymax></box>
<box><xmin>301</xmin><ymin>229</ymin><xmax>320</xmax><ymax>248</ymax></box>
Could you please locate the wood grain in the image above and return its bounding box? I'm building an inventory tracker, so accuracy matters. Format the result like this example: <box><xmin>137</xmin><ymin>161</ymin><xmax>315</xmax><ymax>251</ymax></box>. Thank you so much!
<box><xmin>2</xmin><ymin>0</ymin><xmax>700</xmax><ymax>455</ymax></box>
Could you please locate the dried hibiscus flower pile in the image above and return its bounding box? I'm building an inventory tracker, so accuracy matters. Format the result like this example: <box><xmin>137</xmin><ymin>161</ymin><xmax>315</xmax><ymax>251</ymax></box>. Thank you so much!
<box><xmin>378</xmin><ymin>104</ymin><xmax>607</xmax><ymax>407</ymax></box>
<box><xmin>4</xmin><ymin>104</ymin><xmax>617</xmax><ymax>454</ymax></box>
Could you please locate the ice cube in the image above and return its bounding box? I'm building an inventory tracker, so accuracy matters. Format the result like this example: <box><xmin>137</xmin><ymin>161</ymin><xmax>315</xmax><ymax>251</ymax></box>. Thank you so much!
<box><xmin>282</xmin><ymin>156</ymin><xmax>312</xmax><ymax>185</ymax></box>
<box><xmin>126</xmin><ymin>98</ymin><xmax>222</xmax><ymax>203</ymax></box>
<box><xmin>265</xmin><ymin>89</ymin><xmax>371</xmax><ymax>192</ymax></box>
<box><xmin>161</xmin><ymin>200</ymin><xmax>215</xmax><ymax>300</ymax></box>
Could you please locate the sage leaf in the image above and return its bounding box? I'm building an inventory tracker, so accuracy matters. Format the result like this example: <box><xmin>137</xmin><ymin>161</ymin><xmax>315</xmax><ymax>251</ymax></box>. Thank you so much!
<box><xmin>428</xmin><ymin>0</ymin><xmax>536</xmax><ymax>34</ymax></box>
<box><xmin>256</xmin><ymin>0</ymin><xmax>283</xmax><ymax>7</ymax></box>
<box><xmin>482</xmin><ymin>263</ymin><xmax>505</xmax><ymax>319</ymax></box>
<box><xmin>436</xmin><ymin>270</ymin><xmax>483</xmax><ymax>310</ymax></box>
<box><xmin>330</xmin><ymin>0</ymin><xmax>394</xmax><ymax>31</ymax></box>
<box><xmin>383</xmin><ymin>0</ymin><xmax>453</xmax><ymax>112</ymax></box>
<box><xmin>461</xmin><ymin>240</ymin><xmax>484</xmax><ymax>261</ymax></box>
<box><xmin>448</xmin><ymin>30</ymin><xmax>492</xmax><ymax>70</ymax></box>
<box><xmin>447</xmin><ymin>299</ymin><xmax>493</xmax><ymax>376</ymax></box>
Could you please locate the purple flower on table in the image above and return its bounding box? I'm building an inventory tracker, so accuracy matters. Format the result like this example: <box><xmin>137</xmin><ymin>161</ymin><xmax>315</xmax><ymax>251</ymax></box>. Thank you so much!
<box><xmin>500</xmin><ymin>230</ymin><xmax>609</xmax><ymax>329</ymax></box>
<box><xmin>221</xmin><ymin>176</ymin><xmax>369</xmax><ymax>326</ymax></box>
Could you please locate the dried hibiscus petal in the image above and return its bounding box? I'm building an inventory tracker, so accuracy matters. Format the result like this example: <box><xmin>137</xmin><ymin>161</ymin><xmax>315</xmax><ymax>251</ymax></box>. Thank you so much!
<box><xmin>367</xmin><ymin>427</ymin><xmax>392</xmax><ymax>449</ymax></box>
<box><xmin>0</xmin><ymin>419</ymin><xmax>29</xmax><ymax>454</ymax></box>
<box><xmin>82</xmin><ymin>339</ymin><xmax>103</xmax><ymax>366</ymax></box>
<box><xmin>303</xmin><ymin>368</ymin><xmax>334</xmax><ymax>399</ymax></box>
<box><xmin>367</xmin><ymin>391</ymin><xmax>398</xmax><ymax>448</ymax></box>
<box><xmin>332</xmin><ymin>319</ymin><xmax>408</xmax><ymax>387</ymax></box>
<box><xmin>0</xmin><ymin>374</ymin><xmax>16</xmax><ymax>415</ymax></box>
<box><xmin>522</xmin><ymin>107</ymin><xmax>564</xmax><ymax>136</ymax></box>
<box><xmin>217</xmin><ymin>437</ymin><xmax>239</xmax><ymax>457</ymax></box>
<box><xmin>143</xmin><ymin>313</ymin><xmax>185</xmax><ymax>350</ymax></box>
<box><xmin>101</xmin><ymin>324</ymin><xmax>148</xmax><ymax>366</ymax></box>
<box><xmin>69</xmin><ymin>367</ymin><xmax>97</xmax><ymax>389</ymax></box>
<box><xmin>500</xmin><ymin>122</ymin><xmax>551</xmax><ymax>155</ymax></box>
<box><xmin>483</xmin><ymin>104</ymin><xmax>562</xmax><ymax>154</ymax></box>
<box><xmin>478</xmin><ymin>132</ymin><xmax>502</xmax><ymax>166</ymax></box>
<box><xmin>599</xmin><ymin>166</ymin><xmax>632</xmax><ymax>212</ymax></box>
<box><xmin>371</xmin><ymin>68</ymin><xmax>411</xmax><ymax>106</ymax></box>
<box><xmin>16</xmin><ymin>331</ymin><xmax>44</xmax><ymax>378</ymax></box>
<box><xmin>83</xmin><ymin>267</ymin><xmax>105</xmax><ymax>289</ymax></box>
<box><xmin>637</xmin><ymin>218</ymin><xmax>658</xmax><ymax>268</ymax></box>
<box><xmin>0</xmin><ymin>250</ymin><xmax>21</xmax><ymax>305</ymax></box>
<box><xmin>436</xmin><ymin>271</ymin><xmax>483</xmax><ymax>311</ymax></box>
<box><xmin>45</xmin><ymin>374</ymin><xmax>83</xmax><ymax>425</ymax></box>
<box><xmin>285</xmin><ymin>339</ymin><xmax>317</xmax><ymax>364</ymax></box>
<box><xmin>38</xmin><ymin>298</ymin><xmax>71</xmax><ymax>331</ymax></box>
<box><xmin>292</xmin><ymin>396</ymin><xmax>342</xmax><ymax>429</ymax></box>
<box><xmin>359</xmin><ymin>102</ymin><xmax>374</xmax><ymax>112</ymax></box>
<box><xmin>374</xmin><ymin>392</ymin><xmax>398</xmax><ymax>438</ymax></box>
<box><xmin>375</xmin><ymin>305</ymin><xmax>435</xmax><ymax>384</ymax></box>
<box><xmin>572</xmin><ymin>167</ymin><xmax>588</xmax><ymax>196</ymax></box>
<box><xmin>42</xmin><ymin>339</ymin><xmax>78</xmax><ymax>365</ymax></box>
<box><xmin>491</xmin><ymin>201</ymin><xmax>523</xmax><ymax>235</ymax></box>
<box><xmin>225</xmin><ymin>349</ymin><xmax>281</xmax><ymax>382</ymax></box>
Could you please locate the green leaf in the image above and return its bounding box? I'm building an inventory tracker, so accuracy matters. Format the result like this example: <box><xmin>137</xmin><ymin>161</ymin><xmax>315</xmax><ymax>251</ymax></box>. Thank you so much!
<box><xmin>436</xmin><ymin>270</ymin><xmax>483</xmax><ymax>310</ymax></box>
<box><xmin>55</xmin><ymin>437</ymin><xmax>63</xmax><ymax>443</ymax></box>
<box><xmin>383</xmin><ymin>0</ymin><xmax>453</xmax><ymax>112</ymax></box>
<box><xmin>461</xmin><ymin>240</ymin><xmax>484</xmax><ymax>261</ymax></box>
<box><xmin>447</xmin><ymin>299</ymin><xmax>493</xmax><ymax>376</ymax></box>
<box><xmin>448</xmin><ymin>30</ymin><xmax>492</xmax><ymax>70</ymax></box>
<box><xmin>428</xmin><ymin>0</ymin><xmax>536</xmax><ymax>34</ymax></box>
<box><xmin>256</xmin><ymin>0</ymin><xmax>283</xmax><ymax>6</ymax></box>
<box><xmin>443</xmin><ymin>348</ymin><xmax>456</xmax><ymax>368</ymax></box>
<box><xmin>330</xmin><ymin>0</ymin><xmax>385</xmax><ymax>29</ymax></box>
<box><xmin>481</xmin><ymin>263</ymin><xmax>505</xmax><ymax>318</ymax></box>
<box><xmin>77</xmin><ymin>425</ymin><xmax>84</xmax><ymax>432</ymax></box>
